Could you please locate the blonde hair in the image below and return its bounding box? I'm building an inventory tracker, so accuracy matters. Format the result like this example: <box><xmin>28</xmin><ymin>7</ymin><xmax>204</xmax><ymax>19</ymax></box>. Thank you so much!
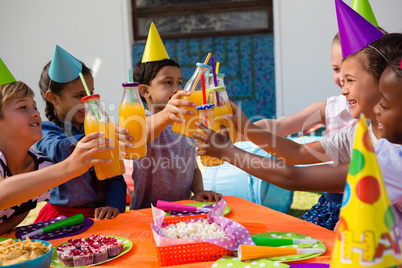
<box><xmin>0</xmin><ymin>81</ymin><xmax>35</xmax><ymax>119</ymax></box>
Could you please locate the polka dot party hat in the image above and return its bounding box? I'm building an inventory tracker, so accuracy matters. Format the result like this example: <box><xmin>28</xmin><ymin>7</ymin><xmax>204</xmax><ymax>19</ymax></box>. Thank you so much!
<box><xmin>330</xmin><ymin>115</ymin><xmax>402</xmax><ymax>267</ymax></box>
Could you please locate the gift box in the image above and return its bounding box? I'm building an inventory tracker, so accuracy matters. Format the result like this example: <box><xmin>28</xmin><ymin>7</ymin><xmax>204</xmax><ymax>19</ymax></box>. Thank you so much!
<box><xmin>151</xmin><ymin>199</ymin><xmax>254</xmax><ymax>266</ymax></box>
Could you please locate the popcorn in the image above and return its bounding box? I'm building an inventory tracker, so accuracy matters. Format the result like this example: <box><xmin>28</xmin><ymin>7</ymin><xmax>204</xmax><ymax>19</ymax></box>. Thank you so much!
<box><xmin>160</xmin><ymin>219</ymin><xmax>228</xmax><ymax>240</ymax></box>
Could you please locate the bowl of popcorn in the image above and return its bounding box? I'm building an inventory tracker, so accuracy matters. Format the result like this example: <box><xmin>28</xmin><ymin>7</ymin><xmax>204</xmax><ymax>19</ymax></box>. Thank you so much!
<box><xmin>0</xmin><ymin>237</ymin><xmax>52</xmax><ymax>268</ymax></box>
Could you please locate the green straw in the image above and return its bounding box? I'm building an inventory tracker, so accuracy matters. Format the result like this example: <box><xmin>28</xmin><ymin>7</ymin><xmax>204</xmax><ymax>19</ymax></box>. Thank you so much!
<box><xmin>128</xmin><ymin>69</ymin><xmax>134</xmax><ymax>104</ymax></box>
<box><xmin>79</xmin><ymin>73</ymin><xmax>100</xmax><ymax>122</ymax></box>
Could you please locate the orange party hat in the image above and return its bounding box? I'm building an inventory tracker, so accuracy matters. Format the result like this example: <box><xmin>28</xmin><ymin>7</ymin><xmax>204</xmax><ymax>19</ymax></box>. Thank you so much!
<box><xmin>330</xmin><ymin>115</ymin><xmax>402</xmax><ymax>267</ymax></box>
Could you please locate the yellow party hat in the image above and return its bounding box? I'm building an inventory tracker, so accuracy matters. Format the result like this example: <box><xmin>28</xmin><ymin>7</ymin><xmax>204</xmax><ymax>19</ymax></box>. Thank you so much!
<box><xmin>330</xmin><ymin>115</ymin><xmax>402</xmax><ymax>267</ymax></box>
<box><xmin>141</xmin><ymin>22</ymin><xmax>169</xmax><ymax>63</ymax></box>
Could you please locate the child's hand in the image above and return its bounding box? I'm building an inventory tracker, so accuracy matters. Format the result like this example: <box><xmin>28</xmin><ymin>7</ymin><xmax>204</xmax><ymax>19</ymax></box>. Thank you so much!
<box><xmin>94</xmin><ymin>206</ymin><xmax>120</xmax><ymax>220</ymax></box>
<box><xmin>224</xmin><ymin>101</ymin><xmax>253</xmax><ymax>136</ymax></box>
<box><xmin>115</xmin><ymin>124</ymin><xmax>134</xmax><ymax>157</ymax></box>
<box><xmin>163</xmin><ymin>90</ymin><xmax>196</xmax><ymax>123</ymax></box>
<box><xmin>68</xmin><ymin>132</ymin><xmax>114</xmax><ymax>176</ymax></box>
<box><xmin>194</xmin><ymin>191</ymin><xmax>223</xmax><ymax>202</ymax></box>
<box><xmin>193</xmin><ymin>122</ymin><xmax>234</xmax><ymax>160</ymax></box>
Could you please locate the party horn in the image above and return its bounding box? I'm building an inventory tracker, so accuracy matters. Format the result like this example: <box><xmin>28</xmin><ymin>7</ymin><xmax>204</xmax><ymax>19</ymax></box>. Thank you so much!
<box><xmin>252</xmin><ymin>237</ymin><xmax>317</xmax><ymax>247</ymax></box>
<box><xmin>238</xmin><ymin>244</ymin><xmax>324</xmax><ymax>261</ymax></box>
<box><xmin>21</xmin><ymin>213</ymin><xmax>84</xmax><ymax>239</ymax></box>
<box><xmin>156</xmin><ymin>200</ymin><xmax>211</xmax><ymax>213</ymax></box>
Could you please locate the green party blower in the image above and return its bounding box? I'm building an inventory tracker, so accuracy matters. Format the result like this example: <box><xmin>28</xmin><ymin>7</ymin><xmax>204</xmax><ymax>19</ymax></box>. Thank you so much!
<box><xmin>21</xmin><ymin>213</ymin><xmax>84</xmax><ymax>239</ymax></box>
<box><xmin>252</xmin><ymin>237</ymin><xmax>317</xmax><ymax>247</ymax></box>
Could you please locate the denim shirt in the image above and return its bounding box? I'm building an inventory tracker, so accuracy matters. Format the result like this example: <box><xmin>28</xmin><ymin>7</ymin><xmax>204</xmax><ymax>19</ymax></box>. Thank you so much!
<box><xmin>35</xmin><ymin>121</ymin><xmax>126</xmax><ymax>212</ymax></box>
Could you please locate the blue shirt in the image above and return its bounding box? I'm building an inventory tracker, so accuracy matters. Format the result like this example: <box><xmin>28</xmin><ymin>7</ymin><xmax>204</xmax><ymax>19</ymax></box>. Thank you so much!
<box><xmin>35</xmin><ymin>121</ymin><xmax>126</xmax><ymax>212</ymax></box>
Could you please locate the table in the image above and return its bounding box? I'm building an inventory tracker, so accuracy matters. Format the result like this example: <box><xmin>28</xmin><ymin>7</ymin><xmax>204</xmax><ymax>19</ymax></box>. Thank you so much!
<box><xmin>1</xmin><ymin>196</ymin><xmax>335</xmax><ymax>267</ymax></box>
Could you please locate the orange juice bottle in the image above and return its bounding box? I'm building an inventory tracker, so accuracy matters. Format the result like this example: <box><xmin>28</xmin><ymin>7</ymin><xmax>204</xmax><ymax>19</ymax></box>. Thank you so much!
<box><xmin>171</xmin><ymin>62</ymin><xmax>211</xmax><ymax>138</ymax></box>
<box><xmin>118</xmin><ymin>82</ymin><xmax>147</xmax><ymax>159</ymax></box>
<box><xmin>208</xmin><ymin>72</ymin><xmax>225</xmax><ymax>87</ymax></box>
<box><xmin>82</xmin><ymin>94</ymin><xmax>125</xmax><ymax>180</ymax></box>
<box><xmin>195</xmin><ymin>104</ymin><xmax>225</xmax><ymax>166</ymax></box>
<box><xmin>207</xmin><ymin>85</ymin><xmax>237</xmax><ymax>143</ymax></box>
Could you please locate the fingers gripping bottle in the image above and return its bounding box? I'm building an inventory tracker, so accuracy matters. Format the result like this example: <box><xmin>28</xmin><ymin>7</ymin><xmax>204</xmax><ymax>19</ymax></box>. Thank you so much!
<box><xmin>82</xmin><ymin>94</ymin><xmax>125</xmax><ymax>180</ymax></box>
<box><xmin>207</xmin><ymin>84</ymin><xmax>237</xmax><ymax>143</ymax></box>
<box><xmin>195</xmin><ymin>104</ymin><xmax>225</xmax><ymax>166</ymax></box>
<box><xmin>171</xmin><ymin>62</ymin><xmax>211</xmax><ymax>138</ymax></box>
<box><xmin>118</xmin><ymin>82</ymin><xmax>147</xmax><ymax>159</ymax></box>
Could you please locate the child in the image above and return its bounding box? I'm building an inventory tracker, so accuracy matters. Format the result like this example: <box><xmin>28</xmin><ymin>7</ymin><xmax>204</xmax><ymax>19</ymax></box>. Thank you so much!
<box><xmin>195</xmin><ymin>26</ymin><xmax>402</xmax><ymax>229</ymax></box>
<box><xmin>126</xmin><ymin>23</ymin><xmax>222</xmax><ymax>209</ymax></box>
<box><xmin>0</xmin><ymin>79</ymin><xmax>114</xmax><ymax>235</ymax></box>
<box><xmin>373</xmin><ymin>55</ymin><xmax>402</xmax><ymax>228</ymax></box>
<box><xmin>35</xmin><ymin>45</ymin><xmax>126</xmax><ymax>221</ymax></box>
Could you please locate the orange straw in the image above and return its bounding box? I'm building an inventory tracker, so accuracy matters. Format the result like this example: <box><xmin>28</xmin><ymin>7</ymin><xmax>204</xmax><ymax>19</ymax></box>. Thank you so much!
<box><xmin>189</xmin><ymin>53</ymin><xmax>211</xmax><ymax>94</ymax></box>
<box><xmin>201</xmin><ymin>74</ymin><xmax>206</xmax><ymax>105</ymax></box>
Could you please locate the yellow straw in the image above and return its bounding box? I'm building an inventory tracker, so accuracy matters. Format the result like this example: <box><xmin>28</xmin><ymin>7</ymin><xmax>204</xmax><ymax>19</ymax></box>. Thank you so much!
<box><xmin>79</xmin><ymin>73</ymin><xmax>100</xmax><ymax>122</ymax></box>
<box><xmin>189</xmin><ymin>53</ymin><xmax>212</xmax><ymax>94</ymax></box>
<box><xmin>216</xmin><ymin>62</ymin><xmax>220</xmax><ymax>74</ymax></box>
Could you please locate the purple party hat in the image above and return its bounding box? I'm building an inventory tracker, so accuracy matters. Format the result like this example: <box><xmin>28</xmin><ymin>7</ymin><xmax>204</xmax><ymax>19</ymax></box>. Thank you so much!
<box><xmin>335</xmin><ymin>0</ymin><xmax>384</xmax><ymax>59</ymax></box>
<box><xmin>49</xmin><ymin>45</ymin><xmax>82</xmax><ymax>83</ymax></box>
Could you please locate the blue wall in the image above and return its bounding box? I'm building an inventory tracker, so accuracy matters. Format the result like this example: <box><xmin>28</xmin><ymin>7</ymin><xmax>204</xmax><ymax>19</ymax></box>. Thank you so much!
<box><xmin>132</xmin><ymin>34</ymin><xmax>275</xmax><ymax>120</ymax></box>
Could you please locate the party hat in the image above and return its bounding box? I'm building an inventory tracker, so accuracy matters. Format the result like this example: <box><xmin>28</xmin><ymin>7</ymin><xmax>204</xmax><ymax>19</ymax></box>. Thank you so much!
<box><xmin>49</xmin><ymin>45</ymin><xmax>82</xmax><ymax>83</ymax></box>
<box><xmin>141</xmin><ymin>22</ymin><xmax>169</xmax><ymax>63</ymax></box>
<box><xmin>351</xmin><ymin>0</ymin><xmax>378</xmax><ymax>27</ymax></box>
<box><xmin>330</xmin><ymin>115</ymin><xmax>402</xmax><ymax>267</ymax></box>
<box><xmin>0</xmin><ymin>58</ymin><xmax>16</xmax><ymax>86</ymax></box>
<box><xmin>335</xmin><ymin>0</ymin><xmax>384</xmax><ymax>59</ymax></box>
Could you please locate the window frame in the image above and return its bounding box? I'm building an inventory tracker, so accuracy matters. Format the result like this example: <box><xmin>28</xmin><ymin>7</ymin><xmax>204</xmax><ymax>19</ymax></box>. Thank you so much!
<box><xmin>131</xmin><ymin>0</ymin><xmax>273</xmax><ymax>40</ymax></box>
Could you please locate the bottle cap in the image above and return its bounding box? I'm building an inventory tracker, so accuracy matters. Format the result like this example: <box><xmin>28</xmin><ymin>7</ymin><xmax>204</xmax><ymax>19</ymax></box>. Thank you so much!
<box><xmin>196</xmin><ymin>62</ymin><xmax>212</xmax><ymax>70</ymax></box>
<box><xmin>208</xmin><ymin>73</ymin><xmax>225</xmax><ymax>78</ymax></box>
<box><xmin>81</xmin><ymin>94</ymin><xmax>100</xmax><ymax>102</ymax></box>
<box><xmin>207</xmin><ymin>85</ymin><xmax>226</xmax><ymax>92</ymax></box>
<box><xmin>196</xmin><ymin>103</ymin><xmax>215</xmax><ymax>110</ymax></box>
<box><xmin>122</xmin><ymin>82</ymin><xmax>140</xmax><ymax>87</ymax></box>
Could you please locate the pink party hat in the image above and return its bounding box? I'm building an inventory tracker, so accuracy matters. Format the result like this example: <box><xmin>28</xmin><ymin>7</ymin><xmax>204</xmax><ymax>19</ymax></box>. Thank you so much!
<box><xmin>49</xmin><ymin>45</ymin><xmax>82</xmax><ymax>83</ymax></box>
<box><xmin>335</xmin><ymin>0</ymin><xmax>384</xmax><ymax>59</ymax></box>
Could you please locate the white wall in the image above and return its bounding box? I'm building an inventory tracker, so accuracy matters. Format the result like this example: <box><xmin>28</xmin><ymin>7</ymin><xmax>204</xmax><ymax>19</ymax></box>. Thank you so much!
<box><xmin>274</xmin><ymin>0</ymin><xmax>402</xmax><ymax>117</ymax></box>
<box><xmin>1</xmin><ymin>0</ymin><xmax>402</xmax><ymax>120</ymax></box>
<box><xmin>0</xmin><ymin>0</ymin><xmax>133</xmax><ymax>120</ymax></box>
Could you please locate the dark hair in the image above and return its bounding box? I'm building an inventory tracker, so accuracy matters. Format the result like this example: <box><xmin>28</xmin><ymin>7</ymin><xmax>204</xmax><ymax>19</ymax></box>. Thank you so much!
<box><xmin>386</xmin><ymin>54</ymin><xmax>402</xmax><ymax>81</ymax></box>
<box><xmin>346</xmin><ymin>33</ymin><xmax>402</xmax><ymax>81</ymax></box>
<box><xmin>38</xmin><ymin>61</ymin><xmax>92</xmax><ymax>127</ymax></box>
<box><xmin>133</xmin><ymin>59</ymin><xmax>180</xmax><ymax>103</ymax></box>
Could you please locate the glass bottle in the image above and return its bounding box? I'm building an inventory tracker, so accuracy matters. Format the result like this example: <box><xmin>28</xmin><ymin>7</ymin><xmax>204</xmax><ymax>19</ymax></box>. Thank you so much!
<box><xmin>82</xmin><ymin>94</ymin><xmax>125</xmax><ymax>180</ymax></box>
<box><xmin>118</xmin><ymin>82</ymin><xmax>147</xmax><ymax>159</ymax></box>
<box><xmin>195</xmin><ymin>103</ymin><xmax>225</xmax><ymax>166</ymax></box>
<box><xmin>171</xmin><ymin>62</ymin><xmax>211</xmax><ymax>138</ymax></box>
<box><xmin>207</xmin><ymin>85</ymin><xmax>237</xmax><ymax>143</ymax></box>
<box><xmin>208</xmin><ymin>72</ymin><xmax>225</xmax><ymax>87</ymax></box>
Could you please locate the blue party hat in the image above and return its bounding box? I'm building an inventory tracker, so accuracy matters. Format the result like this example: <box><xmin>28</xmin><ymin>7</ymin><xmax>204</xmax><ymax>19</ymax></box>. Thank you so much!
<box><xmin>49</xmin><ymin>45</ymin><xmax>82</xmax><ymax>83</ymax></box>
<box><xmin>0</xmin><ymin>58</ymin><xmax>16</xmax><ymax>86</ymax></box>
<box><xmin>335</xmin><ymin>0</ymin><xmax>384</xmax><ymax>59</ymax></box>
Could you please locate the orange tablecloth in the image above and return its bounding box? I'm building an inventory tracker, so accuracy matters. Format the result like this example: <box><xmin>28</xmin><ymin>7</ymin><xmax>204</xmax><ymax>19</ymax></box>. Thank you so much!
<box><xmin>1</xmin><ymin>196</ymin><xmax>335</xmax><ymax>267</ymax></box>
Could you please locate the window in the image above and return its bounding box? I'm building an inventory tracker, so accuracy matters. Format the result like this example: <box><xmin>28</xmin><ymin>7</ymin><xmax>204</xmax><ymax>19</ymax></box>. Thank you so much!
<box><xmin>131</xmin><ymin>0</ymin><xmax>273</xmax><ymax>40</ymax></box>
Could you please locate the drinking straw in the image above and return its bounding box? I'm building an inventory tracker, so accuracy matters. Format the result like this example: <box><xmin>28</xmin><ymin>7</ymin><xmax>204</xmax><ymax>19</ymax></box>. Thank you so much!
<box><xmin>79</xmin><ymin>73</ymin><xmax>100</xmax><ymax>121</ymax></box>
<box><xmin>189</xmin><ymin>52</ymin><xmax>211</xmax><ymax>94</ymax></box>
<box><xmin>210</xmin><ymin>56</ymin><xmax>220</xmax><ymax>106</ymax></box>
<box><xmin>201</xmin><ymin>74</ymin><xmax>206</xmax><ymax>105</ymax></box>
<box><xmin>21</xmin><ymin>214</ymin><xmax>84</xmax><ymax>239</ymax></box>
<box><xmin>128</xmin><ymin>69</ymin><xmax>134</xmax><ymax>104</ymax></box>
<box><xmin>216</xmin><ymin>62</ymin><xmax>220</xmax><ymax>74</ymax></box>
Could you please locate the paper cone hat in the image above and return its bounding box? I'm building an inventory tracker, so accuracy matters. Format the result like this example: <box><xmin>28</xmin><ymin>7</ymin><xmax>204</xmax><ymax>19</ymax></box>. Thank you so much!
<box><xmin>49</xmin><ymin>45</ymin><xmax>82</xmax><ymax>83</ymax></box>
<box><xmin>351</xmin><ymin>0</ymin><xmax>378</xmax><ymax>27</ymax></box>
<box><xmin>0</xmin><ymin>58</ymin><xmax>16</xmax><ymax>86</ymax></box>
<box><xmin>335</xmin><ymin>0</ymin><xmax>384</xmax><ymax>59</ymax></box>
<box><xmin>330</xmin><ymin>115</ymin><xmax>402</xmax><ymax>267</ymax></box>
<box><xmin>141</xmin><ymin>22</ymin><xmax>169</xmax><ymax>63</ymax></box>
